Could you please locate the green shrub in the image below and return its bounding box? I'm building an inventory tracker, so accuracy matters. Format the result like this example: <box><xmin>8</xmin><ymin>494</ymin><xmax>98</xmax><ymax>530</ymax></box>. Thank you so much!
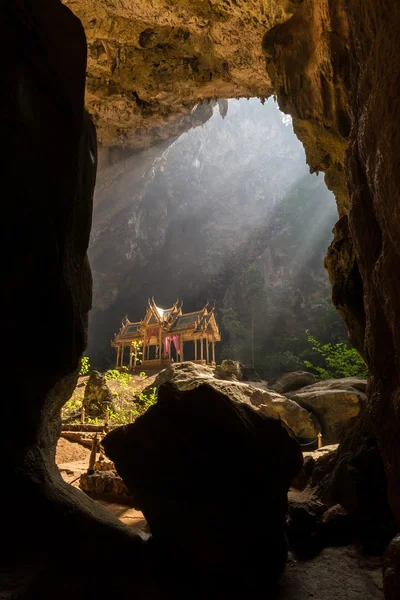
<box><xmin>79</xmin><ymin>356</ymin><xmax>90</xmax><ymax>376</ymax></box>
<box><xmin>303</xmin><ymin>331</ymin><xmax>368</xmax><ymax>379</ymax></box>
<box><xmin>104</xmin><ymin>368</ymin><xmax>132</xmax><ymax>387</ymax></box>
<box><xmin>108</xmin><ymin>387</ymin><xmax>158</xmax><ymax>426</ymax></box>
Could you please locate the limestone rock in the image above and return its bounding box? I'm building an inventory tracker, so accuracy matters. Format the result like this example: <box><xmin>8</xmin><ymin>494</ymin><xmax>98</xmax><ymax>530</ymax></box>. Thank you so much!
<box><xmin>62</xmin><ymin>0</ymin><xmax>297</xmax><ymax>146</ymax></box>
<box><xmin>314</xmin><ymin>410</ymin><xmax>396</xmax><ymax>553</ymax></box>
<box><xmin>239</xmin><ymin>363</ymin><xmax>262</xmax><ymax>381</ymax></box>
<box><xmin>287</xmin><ymin>497</ymin><xmax>326</xmax><ymax>559</ymax></box>
<box><xmin>83</xmin><ymin>370</ymin><xmax>114</xmax><ymax>418</ymax></box>
<box><xmin>287</xmin><ymin>378</ymin><xmax>367</xmax><ymax>444</ymax></box>
<box><xmin>80</xmin><ymin>471</ymin><xmax>131</xmax><ymax>500</ymax></box>
<box><xmin>344</xmin><ymin>0</ymin><xmax>400</xmax><ymax>530</ymax></box>
<box><xmin>321</xmin><ymin>504</ymin><xmax>354</xmax><ymax>546</ymax></box>
<box><xmin>149</xmin><ymin>362</ymin><xmax>320</xmax><ymax>440</ymax></box>
<box><xmin>215</xmin><ymin>359</ymin><xmax>242</xmax><ymax>381</ymax></box>
<box><xmin>103</xmin><ymin>382</ymin><xmax>303</xmax><ymax>587</ymax></box>
<box><xmin>270</xmin><ymin>371</ymin><xmax>315</xmax><ymax>394</ymax></box>
<box><xmin>384</xmin><ymin>535</ymin><xmax>400</xmax><ymax>600</ymax></box>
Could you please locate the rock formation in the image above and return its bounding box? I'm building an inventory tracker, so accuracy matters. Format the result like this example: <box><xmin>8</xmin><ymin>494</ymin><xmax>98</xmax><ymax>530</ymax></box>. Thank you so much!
<box><xmin>270</xmin><ymin>371</ymin><xmax>316</xmax><ymax>394</ymax></box>
<box><xmin>287</xmin><ymin>378</ymin><xmax>367</xmax><ymax>445</ymax></box>
<box><xmin>2</xmin><ymin>4</ymin><xmax>148</xmax><ymax>596</ymax></box>
<box><xmin>83</xmin><ymin>370</ymin><xmax>114</xmax><ymax>418</ymax></box>
<box><xmin>147</xmin><ymin>362</ymin><xmax>321</xmax><ymax>440</ymax></box>
<box><xmin>313</xmin><ymin>409</ymin><xmax>396</xmax><ymax>554</ymax></box>
<box><xmin>102</xmin><ymin>381</ymin><xmax>303</xmax><ymax>592</ymax></box>
<box><xmin>5</xmin><ymin>0</ymin><xmax>400</xmax><ymax>597</ymax></box>
<box><xmin>62</xmin><ymin>0</ymin><xmax>294</xmax><ymax>146</ymax></box>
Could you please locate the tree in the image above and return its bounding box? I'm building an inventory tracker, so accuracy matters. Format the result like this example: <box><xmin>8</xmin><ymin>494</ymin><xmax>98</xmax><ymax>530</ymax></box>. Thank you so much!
<box><xmin>242</xmin><ymin>265</ymin><xmax>266</xmax><ymax>367</ymax></box>
<box><xmin>219</xmin><ymin>307</ymin><xmax>249</xmax><ymax>361</ymax></box>
<box><xmin>303</xmin><ymin>331</ymin><xmax>368</xmax><ymax>379</ymax></box>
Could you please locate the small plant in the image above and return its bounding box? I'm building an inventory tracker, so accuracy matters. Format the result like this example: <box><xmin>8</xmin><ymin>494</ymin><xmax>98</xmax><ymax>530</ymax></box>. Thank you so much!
<box><xmin>79</xmin><ymin>356</ymin><xmax>90</xmax><ymax>376</ymax></box>
<box><xmin>137</xmin><ymin>387</ymin><xmax>157</xmax><ymax>412</ymax></box>
<box><xmin>131</xmin><ymin>340</ymin><xmax>143</xmax><ymax>365</ymax></box>
<box><xmin>303</xmin><ymin>331</ymin><xmax>368</xmax><ymax>380</ymax></box>
<box><xmin>105</xmin><ymin>369</ymin><xmax>132</xmax><ymax>387</ymax></box>
<box><xmin>139</xmin><ymin>371</ymin><xmax>147</xmax><ymax>379</ymax></box>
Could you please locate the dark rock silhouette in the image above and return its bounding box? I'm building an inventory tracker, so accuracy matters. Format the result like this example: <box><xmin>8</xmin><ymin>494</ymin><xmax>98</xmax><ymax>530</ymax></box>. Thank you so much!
<box><xmin>103</xmin><ymin>382</ymin><xmax>303</xmax><ymax>591</ymax></box>
<box><xmin>313</xmin><ymin>410</ymin><xmax>396</xmax><ymax>553</ymax></box>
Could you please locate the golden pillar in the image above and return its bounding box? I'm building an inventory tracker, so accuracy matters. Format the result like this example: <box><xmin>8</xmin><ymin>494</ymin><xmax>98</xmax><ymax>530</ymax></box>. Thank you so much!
<box><xmin>115</xmin><ymin>346</ymin><xmax>120</xmax><ymax>368</ymax></box>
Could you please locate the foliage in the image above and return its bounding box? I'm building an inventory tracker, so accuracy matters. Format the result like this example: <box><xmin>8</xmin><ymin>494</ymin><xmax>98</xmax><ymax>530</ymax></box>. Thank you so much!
<box><xmin>64</xmin><ymin>391</ymin><xmax>84</xmax><ymax>412</ymax></box>
<box><xmin>104</xmin><ymin>368</ymin><xmax>133</xmax><ymax>388</ymax></box>
<box><xmin>242</xmin><ymin>264</ymin><xmax>266</xmax><ymax>304</ymax></box>
<box><xmin>108</xmin><ymin>387</ymin><xmax>158</xmax><ymax>426</ymax></box>
<box><xmin>131</xmin><ymin>340</ymin><xmax>143</xmax><ymax>365</ymax></box>
<box><xmin>303</xmin><ymin>331</ymin><xmax>368</xmax><ymax>379</ymax></box>
<box><xmin>79</xmin><ymin>356</ymin><xmax>90</xmax><ymax>376</ymax></box>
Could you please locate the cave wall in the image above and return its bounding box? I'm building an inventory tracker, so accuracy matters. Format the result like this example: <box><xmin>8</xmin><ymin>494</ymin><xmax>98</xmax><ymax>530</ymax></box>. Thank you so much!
<box><xmin>344</xmin><ymin>0</ymin><xmax>400</xmax><ymax>531</ymax></box>
<box><xmin>264</xmin><ymin>0</ymin><xmax>400</xmax><ymax>533</ymax></box>
<box><xmin>2</xmin><ymin>3</ymin><xmax>148</xmax><ymax>595</ymax></box>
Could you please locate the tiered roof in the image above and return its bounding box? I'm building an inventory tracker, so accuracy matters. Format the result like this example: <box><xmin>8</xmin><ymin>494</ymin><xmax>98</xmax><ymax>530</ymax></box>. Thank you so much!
<box><xmin>112</xmin><ymin>297</ymin><xmax>220</xmax><ymax>345</ymax></box>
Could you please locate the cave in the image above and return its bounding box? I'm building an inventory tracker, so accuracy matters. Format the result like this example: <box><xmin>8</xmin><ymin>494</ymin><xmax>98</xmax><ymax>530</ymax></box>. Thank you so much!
<box><xmin>3</xmin><ymin>1</ymin><xmax>400</xmax><ymax>599</ymax></box>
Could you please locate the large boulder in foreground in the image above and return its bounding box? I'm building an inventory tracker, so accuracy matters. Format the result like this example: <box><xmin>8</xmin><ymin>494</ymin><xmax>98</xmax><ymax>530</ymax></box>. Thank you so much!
<box><xmin>269</xmin><ymin>371</ymin><xmax>316</xmax><ymax>394</ymax></box>
<box><xmin>83</xmin><ymin>371</ymin><xmax>114</xmax><ymax>418</ymax></box>
<box><xmin>103</xmin><ymin>382</ymin><xmax>303</xmax><ymax>589</ymax></box>
<box><xmin>287</xmin><ymin>378</ymin><xmax>367</xmax><ymax>444</ymax></box>
<box><xmin>147</xmin><ymin>362</ymin><xmax>320</xmax><ymax>440</ymax></box>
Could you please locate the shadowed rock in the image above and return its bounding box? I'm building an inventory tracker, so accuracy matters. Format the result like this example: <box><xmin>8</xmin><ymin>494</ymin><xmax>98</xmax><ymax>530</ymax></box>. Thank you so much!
<box><xmin>270</xmin><ymin>371</ymin><xmax>315</xmax><ymax>394</ymax></box>
<box><xmin>146</xmin><ymin>362</ymin><xmax>320</xmax><ymax>440</ymax></box>
<box><xmin>287</xmin><ymin>378</ymin><xmax>367</xmax><ymax>444</ymax></box>
<box><xmin>313</xmin><ymin>410</ymin><xmax>396</xmax><ymax>553</ymax></box>
<box><xmin>103</xmin><ymin>382</ymin><xmax>303</xmax><ymax>591</ymax></box>
<box><xmin>83</xmin><ymin>370</ymin><xmax>114</xmax><ymax>418</ymax></box>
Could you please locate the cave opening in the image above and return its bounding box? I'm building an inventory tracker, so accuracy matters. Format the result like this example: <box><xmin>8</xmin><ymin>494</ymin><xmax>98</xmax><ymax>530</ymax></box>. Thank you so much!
<box><xmin>88</xmin><ymin>96</ymin><xmax>345</xmax><ymax>381</ymax></box>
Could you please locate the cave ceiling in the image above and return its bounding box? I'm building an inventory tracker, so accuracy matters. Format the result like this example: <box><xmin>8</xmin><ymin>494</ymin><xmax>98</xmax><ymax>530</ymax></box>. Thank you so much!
<box><xmin>64</xmin><ymin>0</ymin><xmax>350</xmax><ymax>213</ymax></box>
<box><xmin>62</xmin><ymin>0</ymin><xmax>302</xmax><ymax>148</ymax></box>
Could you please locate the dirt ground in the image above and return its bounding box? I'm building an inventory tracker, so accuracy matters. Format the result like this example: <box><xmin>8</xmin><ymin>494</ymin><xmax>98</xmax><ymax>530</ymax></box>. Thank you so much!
<box><xmin>56</xmin><ymin>437</ymin><xmax>91</xmax><ymax>464</ymax></box>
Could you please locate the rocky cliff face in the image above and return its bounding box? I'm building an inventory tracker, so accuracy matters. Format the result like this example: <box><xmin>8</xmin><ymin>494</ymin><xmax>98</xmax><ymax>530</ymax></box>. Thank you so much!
<box><xmin>88</xmin><ymin>98</ymin><xmax>337</xmax><ymax>366</ymax></box>
<box><xmin>63</xmin><ymin>0</ymin><xmax>294</xmax><ymax>146</ymax></box>
<box><xmin>344</xmin><ymin>1</ymin><xmax>400</xmax><ymax>555</ymax></box>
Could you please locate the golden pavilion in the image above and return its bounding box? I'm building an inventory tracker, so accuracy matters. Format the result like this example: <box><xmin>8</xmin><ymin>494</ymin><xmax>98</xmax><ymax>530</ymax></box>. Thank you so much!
<box><xmin>111</xmin><ymin>298</ymin><xmax>221</xmax><ymax>370</ymax></box>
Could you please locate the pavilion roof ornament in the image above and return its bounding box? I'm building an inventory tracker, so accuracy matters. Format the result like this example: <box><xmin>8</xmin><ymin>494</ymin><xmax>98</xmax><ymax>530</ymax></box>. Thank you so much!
<box><xmin>112</xmin><ymin>298</ymin><xmax>220</xmax><ymax>349</ymax></box>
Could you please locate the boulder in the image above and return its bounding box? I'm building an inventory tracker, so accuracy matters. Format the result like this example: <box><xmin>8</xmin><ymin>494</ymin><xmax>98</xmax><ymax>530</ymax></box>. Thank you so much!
<box><xmin>384</xmin><ymin>535</ymin><xmax>400</xmax><ymax>600</ymax></box>
<box><xmin>320</xmin><ymin>504</ymin><xmax>354</xmax><ymax>546</ymax></box>
<box><xmin>287</xmin><ymin>497</ymin><xmax>326</xmax><ymax>558</ymax></box>
<box><xmin>270</xmin><ymin>371</ymin><xmax>315</xmax><ymax>394</ymax></box>
<box><xmin>83</xmin><ymin>370</ymin><xmax>114</xmax><ymax>419</ymax></box>
<box><xmin>287</xmin><ymin>378</ymin><xmax>368</xmax><ymax>444</ymax></box>
<box><xmin>239</xmin><ymin>363</ymin><xmax>262</xmax><ymax>381</ymax></box>
<box><xmin>79</xmin><ymin>471</ymin><xmax>131</xmax><ymax>501</ymax></box>
<box><xmin>313</xmin><ymin>409</ymin><xmax>396</xmax><ymax>553</ymax></box>
<box><xmin>215</xmin><ymin>359</ymin><xmax>242</xmax><ymax>381</ymax></box>
<box><xmin>102</xmin><ymin>382</ymin><xmax>303</xmax><ymax>587</ymax></box>
<box><xmin>148</xmin><ymin>362</ymin><xmax>320</xmax><ymax>440</ymax></box>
